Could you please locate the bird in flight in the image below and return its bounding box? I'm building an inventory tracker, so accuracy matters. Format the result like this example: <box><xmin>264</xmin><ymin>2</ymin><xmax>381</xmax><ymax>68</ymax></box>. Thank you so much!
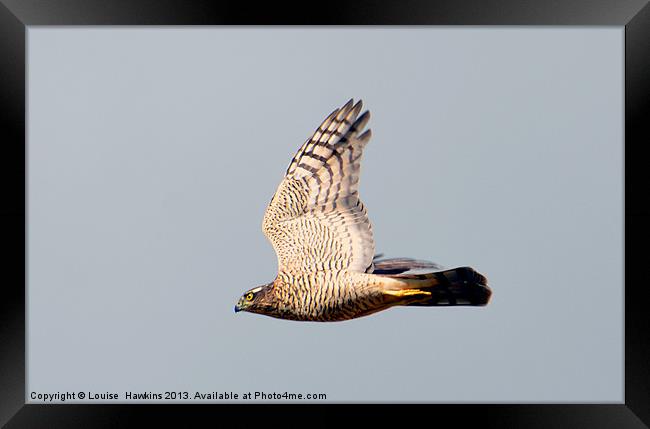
<box><xmin>235</xmin><ymin>99</ymin><xmax>491</xmax><ymax>321</ymax></box>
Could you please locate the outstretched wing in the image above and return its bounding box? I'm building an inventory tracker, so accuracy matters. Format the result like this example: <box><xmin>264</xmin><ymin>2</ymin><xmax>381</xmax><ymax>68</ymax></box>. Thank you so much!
<box><xmin>371</xmin><ymin>257</ymin><xmax>445</xmax><ymax>275</ymax></box>
<box><xmin>262</xmin><ymin>99</ymin><xmax>375</xmax><ymax>274</ymax></box>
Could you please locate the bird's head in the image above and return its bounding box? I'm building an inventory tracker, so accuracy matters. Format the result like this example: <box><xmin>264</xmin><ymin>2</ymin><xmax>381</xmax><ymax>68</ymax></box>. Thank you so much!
<box><xmin>234</xmin><ymin>283</ymin><xmax>275</xmax><ymax>316</ymax></box>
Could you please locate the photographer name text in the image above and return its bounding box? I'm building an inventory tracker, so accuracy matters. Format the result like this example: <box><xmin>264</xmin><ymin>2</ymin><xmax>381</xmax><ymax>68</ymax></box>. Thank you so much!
<box><xmin>29</xmin><ymin>390</ymin><xmax>327</xmax><ymax>402</ymax></box>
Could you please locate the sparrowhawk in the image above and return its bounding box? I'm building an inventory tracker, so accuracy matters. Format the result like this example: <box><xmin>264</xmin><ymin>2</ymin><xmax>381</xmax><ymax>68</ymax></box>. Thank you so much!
<box><xmin>235</xmin><ymin>99</ymin><xmax>491</xmax><ymax>321</ymax></box>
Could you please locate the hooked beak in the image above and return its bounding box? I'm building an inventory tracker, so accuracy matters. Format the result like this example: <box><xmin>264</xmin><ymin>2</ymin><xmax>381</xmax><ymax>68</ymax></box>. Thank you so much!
<box><xmin>234</xmin><ymin>303</ymin><xmax>242</xmax><ymax>313</ymax></box>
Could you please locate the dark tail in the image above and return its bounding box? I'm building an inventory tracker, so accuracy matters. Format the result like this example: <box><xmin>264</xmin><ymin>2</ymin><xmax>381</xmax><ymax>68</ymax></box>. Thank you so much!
<box><xmin>375</xmin><ymin>258</ymin><xmax>491</xmax><ymax>306</ymax></box>
<box><xmin>407</xmin><ymin>267</ymin><xmax>491</xmax><ymax>306</ymax></box>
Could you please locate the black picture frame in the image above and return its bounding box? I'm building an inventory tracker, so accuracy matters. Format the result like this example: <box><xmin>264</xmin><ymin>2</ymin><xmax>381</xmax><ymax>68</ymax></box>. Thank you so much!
<box><xmin>1</xmin><ymin>1</ymin><xmax>648</xmax><ymax>427</ymax></box>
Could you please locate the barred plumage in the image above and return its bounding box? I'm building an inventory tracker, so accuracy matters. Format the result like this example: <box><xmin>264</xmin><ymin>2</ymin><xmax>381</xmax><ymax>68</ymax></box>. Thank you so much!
<box><xmin>234</xmin><ymin>99</ymin><xmax>492</xmax><ymax>322</ymax></box>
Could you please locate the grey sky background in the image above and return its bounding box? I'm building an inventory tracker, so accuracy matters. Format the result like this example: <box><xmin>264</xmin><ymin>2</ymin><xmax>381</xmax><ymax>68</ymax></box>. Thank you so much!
<box><xmin>27</xmin><ymin>27</ymin><xmax>623</xmax><ymax>402</ymax></box>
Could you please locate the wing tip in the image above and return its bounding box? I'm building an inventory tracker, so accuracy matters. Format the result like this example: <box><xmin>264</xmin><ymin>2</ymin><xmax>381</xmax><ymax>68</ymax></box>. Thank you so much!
<box><xmin>353</xmin><ymin>110</ymin><xmax>371</xmax><ymax>132</ymax></box>
<box><xmin>358</xmin><ymin>129</ymin><xmax>372</xmax><ymax>144</ymax></box>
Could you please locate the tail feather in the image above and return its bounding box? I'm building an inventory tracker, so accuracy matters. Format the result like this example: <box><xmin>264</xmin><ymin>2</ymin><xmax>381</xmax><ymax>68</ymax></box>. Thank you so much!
<box><xmin>381</xmin><ymin>265</ymin><xmax>491</xmax><ymax>307</ymax></box>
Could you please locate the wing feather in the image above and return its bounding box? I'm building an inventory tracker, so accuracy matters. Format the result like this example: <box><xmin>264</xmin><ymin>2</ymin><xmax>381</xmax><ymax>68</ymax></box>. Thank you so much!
<box><xmin>263</xmin><ymin>99</ymin><xmax>375</xmax><ymax>274</ymax></box>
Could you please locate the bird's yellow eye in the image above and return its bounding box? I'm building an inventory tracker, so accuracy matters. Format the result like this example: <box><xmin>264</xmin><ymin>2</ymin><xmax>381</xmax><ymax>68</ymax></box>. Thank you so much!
<box><xmin>246</xmin><ymin>292</ymin><xmax>254</xmax><ymax>301</ymax></box>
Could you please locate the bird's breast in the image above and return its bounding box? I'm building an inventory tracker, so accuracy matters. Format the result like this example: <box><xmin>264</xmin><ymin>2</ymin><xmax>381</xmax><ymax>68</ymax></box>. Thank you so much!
<box><xmin>273</xmin><ymin>271</ymin><xmax>385</xmax><ymax>321</ymax></box>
